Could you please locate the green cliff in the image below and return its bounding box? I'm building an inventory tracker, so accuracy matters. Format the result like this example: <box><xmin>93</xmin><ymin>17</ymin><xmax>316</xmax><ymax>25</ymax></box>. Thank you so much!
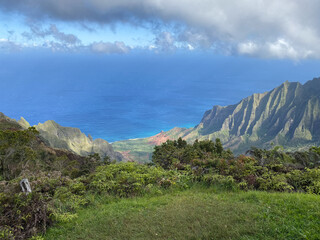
<box><xmin>113</xmin><ymin>78</ymin><xmax>320</xmax><ymax>161</ymax></box>
<box><xmin>0</xmin><ymin>113</ymin><xmax>123</xmax><ymax>161</ymax></box>
<box><xmin>35</xmin><ymin>120</ymin><xmax>123</xmax><ymax>161</ymax></box>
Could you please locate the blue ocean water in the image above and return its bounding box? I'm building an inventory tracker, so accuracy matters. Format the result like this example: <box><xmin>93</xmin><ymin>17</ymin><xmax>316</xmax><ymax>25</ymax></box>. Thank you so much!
<box><xmin>1</xmin><ymin>51</ymin><xmax>320</xmax><ymax>142</ymax></box>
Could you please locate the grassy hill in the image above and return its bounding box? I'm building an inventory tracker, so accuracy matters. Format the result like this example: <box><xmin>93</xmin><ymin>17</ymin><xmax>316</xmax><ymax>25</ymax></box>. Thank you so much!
<box><xmin>45</xmin><ymin>186</ymin><xmax>320</xmax><ymax>240</ymax></box>
<box><xmin>2</xmin><ymin>112</ymin><xmax>320</xmax><ymax>239</ymax></box>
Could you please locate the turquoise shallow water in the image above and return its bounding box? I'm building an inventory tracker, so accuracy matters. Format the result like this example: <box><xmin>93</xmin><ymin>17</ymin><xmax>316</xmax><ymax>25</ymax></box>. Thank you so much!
<box><xmin>1</xmin><ymin>51</ymin><xmax>320</xmax><ymax>142</ymax></box>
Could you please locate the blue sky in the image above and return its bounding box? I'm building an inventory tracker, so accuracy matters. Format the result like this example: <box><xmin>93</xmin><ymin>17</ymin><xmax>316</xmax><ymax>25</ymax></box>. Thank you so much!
<box><xmin>1</xmin><ymin>1</ymin><xmax>320</xmax><ymax>141</ymax></box>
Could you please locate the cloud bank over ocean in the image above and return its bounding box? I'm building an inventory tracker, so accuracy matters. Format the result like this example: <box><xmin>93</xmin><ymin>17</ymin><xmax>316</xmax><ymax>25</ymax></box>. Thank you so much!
<box><xmin>1</xmin><ymin>0</ymin><xmax>320</xmax><ymax>59</ymax></box>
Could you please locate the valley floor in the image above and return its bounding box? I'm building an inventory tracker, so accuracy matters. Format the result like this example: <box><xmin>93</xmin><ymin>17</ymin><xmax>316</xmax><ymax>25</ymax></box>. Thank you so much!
<box><xmin>45</xmin><ymin>186</ymin><xmax>320</xmax><ymax>240</ymax></box>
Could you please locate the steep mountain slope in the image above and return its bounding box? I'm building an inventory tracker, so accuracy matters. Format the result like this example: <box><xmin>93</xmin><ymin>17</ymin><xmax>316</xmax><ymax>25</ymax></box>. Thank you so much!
<box><xmin>113</xmin><ymin>78</ymin><xmax>320</xmax><ymax>161</ymax></box>
<box><xmin>191</xmin><ymin>78</ymin><xmax>320</xmax><ymax>151</ymax></box>
<box><xmin>0</xmin><ymin>112</ymin><xmax>23</xmax><ymax>130</ymax></box>
<box><xmin>0</xmin><ymin>113</ymin><xmax>123</xmax><ymax>161</ymax></box>
<box><xmin>0</xmin><ymin>113</ymin><xmax>91</xmax><ymax>180</ymax></box>
<box><xmin>35</xmin><ymin>120</ymin><xmax>123</xmax><ymax>161</ymax></box>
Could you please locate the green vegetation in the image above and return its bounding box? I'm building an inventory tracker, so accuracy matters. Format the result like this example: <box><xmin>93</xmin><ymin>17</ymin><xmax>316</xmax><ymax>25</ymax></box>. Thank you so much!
<box><xmin>0</xmin><ymin>120</ymin><xmax>22</xmax><ymax>131</ymax></box>
<box><xmin>112</xmin><ymin>78</ymin><xmax>320</xmax><ymax>159</ymax></box>
<box><xmin>152</xmin><ymin>138</ymin><xmax>320</xmax><ymax>194</ymax></box>
<box><xmin>112</xmin><ymin>138</ymin><xmax>154</xmax><ymax>153</ymax></box>
<box><xmin>45</xmin><ymin>187</ymin><xmax>320</xmax><ymax>240</ymax></box>
<box><xmin>0</xmin><ymin>127</ymin><xmax>104</xmax><ymax>181</ymax></box>
<box><xmin>0</xmin><ymin>127</ymin><xmax>39</xmax><ymax>180</ymax></box>
<box><xmin>112</xmin><ymin>138</ymin><xmax>155</xmax><ymax>163</ymax></box>
<box><xmin>0</xmin><ymin>127</ymin><xmax>116</xmax><ymax>239</ymax></box>
<box><xmin>153</xmin><ymin>138</ymin><xmax>232</xmax><ymax>169</ymax></box>
<box><xmin>1</xmin><ymin>126</ymin><xmax>320</xmax><ymax>239</ymax></box>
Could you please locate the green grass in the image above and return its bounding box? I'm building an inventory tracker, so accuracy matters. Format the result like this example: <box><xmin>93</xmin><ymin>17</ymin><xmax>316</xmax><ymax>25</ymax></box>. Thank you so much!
<box><xmin>45</xmin><ymin>187</ymin><xmax>320</xmax><ymax>240</ymax></box>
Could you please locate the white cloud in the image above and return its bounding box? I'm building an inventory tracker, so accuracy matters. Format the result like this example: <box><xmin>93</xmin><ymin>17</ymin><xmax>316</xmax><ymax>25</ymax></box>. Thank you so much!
<box><xmin>154</xmin><ymin>31</ymin><xmax>176</xmax><ymax>52</ymax></box>
<box><xmin>267</xmin><ymin>39</ymin><xmax>299</xmax><ymax>59</ymax></box>
<box><xmin>90</xmin><ymin>41</ymin><xmax>131</xmax><ymax>54</ymax></box>
<box><xmin>0</xmin><ymin>38</ymin><xmax>21</xmax><ymax>51</ymax></box>
<box><xmin>237</xmin><ymin>39</ymin><xmax>314</xmax><ymax>60</ymax></box>
<box><xmin>1</xmin><ymin>24</ymin><xmax>131</xmax><ymax>54</ymax></box>
<box><xmin>238</xmin><ymin>41</ymin><xmax>258</xmax><ymax>55</ymax></box>
<box><xmin>187</xmin><ymin>44</ymin><xmax>194</xmax><ymax>51</ymax></box>
<box><xmin>2</xmin><ymin>0</ymin><xmax>320</xmax><ymax>58</ymax></box>
<box><xmin>23</xmin><ymin>23</ymin><xmax>81</xmax><ymax>45</ymax></box>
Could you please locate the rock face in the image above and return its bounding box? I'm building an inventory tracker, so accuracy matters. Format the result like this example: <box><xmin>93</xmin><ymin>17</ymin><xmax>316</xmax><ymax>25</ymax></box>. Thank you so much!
<box><xmin>35</xmin><ymin>120</ymin><xmax>123</xmax><ymax>161</ymax></box>
<box><xmin>18</xmin><ymin>117</ymin><xmax>31</xmax><ymax>129</ymax></box>
<box><xmin>113</xmin><ymin>77</ymin><xmax>320</xmax><ymax>160</ymax></box>
<box><xmin>189</xmin><ymin>78</ymin><xmax>320</xmax><ymax>152</ymax></box>
<box><xmin>0</xmin><ymin>113</ymin><xmax>123</xmax><ymax>161</ymax></box>
<box><xmin>3</xmin><ymin>77</ymin><xmax>320</xmax><ymax>162</ymax></box>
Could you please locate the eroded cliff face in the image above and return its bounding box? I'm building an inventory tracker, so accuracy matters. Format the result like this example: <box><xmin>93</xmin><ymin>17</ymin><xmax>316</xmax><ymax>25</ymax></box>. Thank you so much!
<box><xmin>187</xmin><ymin>78</ymin><xmax>320</xmax><ymax>151</ymax></box>
<box><xmin>113</xmin><ymin>78</ymin><xmax>320</xmax><ymax>160</ymax></box>
<box><xmin>3</xmin><ymin>77</ymin><xmax>320</xmax><ymax>162</ymax></box>
<box><xmin>34</xmin><ymin>120</ymin><xmax>123</xmax><ymax>161</ymax></box>
<box><xmin>0</xmin><ymin>112</ymin><xmax>123</xmax><ymax>161</ymax></box>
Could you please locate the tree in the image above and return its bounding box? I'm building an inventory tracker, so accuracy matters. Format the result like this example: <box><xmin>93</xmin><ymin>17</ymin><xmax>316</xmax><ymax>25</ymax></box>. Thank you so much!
<box><xmin>152</xmin><ymin>140</ymin><xmax>180</xmax><ymax>169</ymax></box>
<box><xmin>177</xmin><ymin>137</ymin><xmax>187</xmax><ymax>149</ymax></box>
<box><xmin>0</xmin><ymin>127</ymin><xmax>39</xmax><ymax>179</ymax></box>
<box><xmin>152</xmin><ymin>138</ymin><xmax>230</xmax><ymax>169</ymax></box>
<box><xmin>215</xmin><ymin>138</ymin><xmax>223</xmax><ymax>156</ymax></box>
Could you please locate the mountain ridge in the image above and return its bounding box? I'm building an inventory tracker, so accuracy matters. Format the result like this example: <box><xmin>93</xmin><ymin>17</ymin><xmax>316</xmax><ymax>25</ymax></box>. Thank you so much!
<box><xmin>113</xmin><ymin>78</ymin><xmax>320</xmax><ymax>162</ymax></box>
<box><xmin>0</xmin><ymin>113</ymin><xmax>123</xmax><ymax>161</ymax></box>
<box><xmin>35</xmin><ymin>120</ymin><xmax>124</xmax><ymax>161</ymax></box>
<box><xmin>2</xmin><ymin>77</ymin><xmax>320</xmax><ymax>163</ymax></box>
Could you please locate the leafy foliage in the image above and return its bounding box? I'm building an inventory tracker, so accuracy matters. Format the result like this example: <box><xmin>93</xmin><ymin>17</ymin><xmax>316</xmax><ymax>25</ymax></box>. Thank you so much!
<box><xmin>2</xmin><ymin>127</ymin><xmax>320</xmax><ymax>239</ymax></box>
<box><xmin>0</xmin><ymin>127</ymin><xmax>111</xmax><ymax>180</ymax></box>
<box><xmin>153</xmin><ymin>139</ymin><xmax>320</xmax><ymax>194</ymax></box>
<box><xmin>0</xmin><ymin>127</ymin><xmax>120</xmax><ymax>239</ymax></box>
<box><xmin>0</xmin><ymin>191</ymin><xmax>51</xmax><ymax>240</ymax></box>
<box><xmin>0</xmin><ymin>127</ymin><xmax>39</xmax><ymax>180</ymax></box>
<box><xmin>0</xmin><ymin>162</ymin><xmax>188</xmax><ymax>239</ymax></box>
<box><xmin>89</xmin><ymin>162</ymin><xmax>187</xmax><ymax>197</ymax></box>
<box><xmin>152</xmin><ymin>138</ymin><xmax>233</xmax><ymax>169</ymax></box>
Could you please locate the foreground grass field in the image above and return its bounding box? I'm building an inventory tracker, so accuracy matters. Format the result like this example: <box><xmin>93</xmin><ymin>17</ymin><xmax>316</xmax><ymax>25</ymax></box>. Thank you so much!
<box><xmin>45</xmin><ymin>186</ymin><xmax>320</xmax><ymax>240</ymax></box>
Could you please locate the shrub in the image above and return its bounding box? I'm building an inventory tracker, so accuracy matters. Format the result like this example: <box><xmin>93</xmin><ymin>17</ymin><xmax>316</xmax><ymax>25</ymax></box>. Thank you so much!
<box><xmin>238</xmin><ymin>181</ymin><xmax>248</xmax><ymax>191</ymax></box>
<box><xmin>0</xmin><ymin>191</ymin><xmax>52</xmax><ymax>240</ymax></box>
<box><xmin>89</xmin><ymin>162</ymin><xmax>179</xmax><ymax>197</ymax></box>
<box><xmin>307</xmin><ymin>181</ymin><xmax>320</xmax><ymax>194</ymax></box>
<box><xmin>202</xmin><ymin>174</ymin><xmax>237</xmax><ymax>190</ymax></box>
<box><xmin>0</xmin><ymin>173</ymin><xmax>89</xmax><ymax>239</ymax></box>
<box><xmin>257</xmin><ymin>173</ymin><xmax>293</xmax><ymax>192</ymax></box>
<box><xmin>286</xmin><ymin>170</ymin><xmax>307</xmax><ymax>191</ymax></box>
<box><xmin>227</xmin><ymin>155</ymin><xmax>259</xmax><ymax>181</ymax></box>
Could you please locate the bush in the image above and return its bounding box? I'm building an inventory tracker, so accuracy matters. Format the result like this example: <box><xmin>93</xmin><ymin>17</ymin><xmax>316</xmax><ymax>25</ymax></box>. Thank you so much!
<box><xmin>257</xmin><ymin>173</ymin><xmax>293</xmax><ymax>192</ymax></box>
<box><xmin>89</xmin><ymin>162</ymin><xmax>179</xmax><ymax>197</ymax></box>
<box><xmin>0</xmin><ymin>173</ymin><xmax>89</xmax><ymax>239</ymax></box>
<box><xmin>0</xmin><ymin>191</ymin><xmax>52</xmax><ymax>240</ymax></box>
<box><xmin>202</xmin><ymin>174</ymin><xmax>237</xmax><ymax>190</ymax></box>
<box><xmin>238</xmin><ymin>181</ymin><xmax>248</xmax><ymax>191</ymax></box>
